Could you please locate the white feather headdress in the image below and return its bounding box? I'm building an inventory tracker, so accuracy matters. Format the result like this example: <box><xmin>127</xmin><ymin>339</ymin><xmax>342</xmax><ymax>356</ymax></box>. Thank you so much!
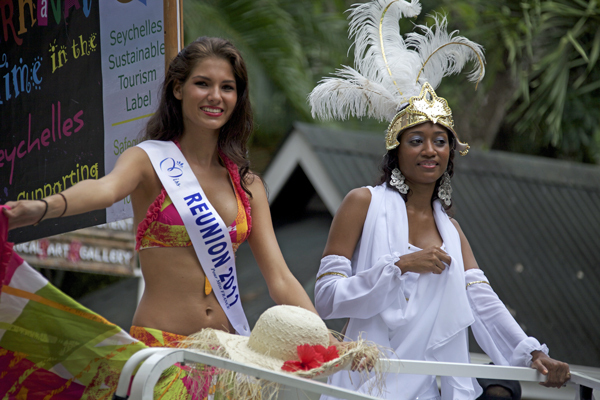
<box><xmin>309</xmin><ymin>0</ymin><xmax>485</xmax><ymax>154</ymax></box>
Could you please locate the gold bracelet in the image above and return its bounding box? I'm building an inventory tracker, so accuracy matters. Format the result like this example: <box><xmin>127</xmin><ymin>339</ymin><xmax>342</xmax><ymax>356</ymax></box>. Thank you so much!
<box><xmin>316</xmin><ymin>272</ymin><xmax>347</xmax><ymax>282</ymax></box>
<box><xmin>466</xmin><ymin>280</ymin><xmax>490</xmax><ymax>289</ymax></box>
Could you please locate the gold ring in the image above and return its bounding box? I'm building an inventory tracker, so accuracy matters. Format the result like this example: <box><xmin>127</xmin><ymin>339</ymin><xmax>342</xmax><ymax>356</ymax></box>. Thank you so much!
<box><xmin>566</xmin><ymin>372</ymin><xmax>571</xmax><ymax>378</ymax></box>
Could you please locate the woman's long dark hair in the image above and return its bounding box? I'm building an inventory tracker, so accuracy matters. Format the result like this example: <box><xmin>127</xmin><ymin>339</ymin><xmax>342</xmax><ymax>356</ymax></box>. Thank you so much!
<box><xmin>145</xmin><ymin>37</ymin><xmax>254</xmax><ymax>197</ymax></box>
<box><xmin>378</xmin><ymin>131</ymin><xmax>456</xmax><ymax>210</ymax></box>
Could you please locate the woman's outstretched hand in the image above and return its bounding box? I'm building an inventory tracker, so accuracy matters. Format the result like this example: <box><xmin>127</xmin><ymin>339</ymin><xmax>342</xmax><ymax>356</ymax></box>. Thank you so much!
<box><xmin>395</xmin><ymin>246</ymin><xmax>451</xmax><ymax>275</ymax></box>
<box><xmin>2</xmin><ymin>200</ymin><xmax>46</xmax><ymax>230</ymax></box>
<box><xmin>531</xmin><ymin>350</ymin><xmax>571</xmax><ymax>388</ymax></box>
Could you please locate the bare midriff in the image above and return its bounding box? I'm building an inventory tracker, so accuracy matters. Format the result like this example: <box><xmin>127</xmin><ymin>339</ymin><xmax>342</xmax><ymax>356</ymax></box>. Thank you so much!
<box><xmin>133</xmin><ymin>246</ymin><xmax>234</xmax><ymax>336</ymax></box>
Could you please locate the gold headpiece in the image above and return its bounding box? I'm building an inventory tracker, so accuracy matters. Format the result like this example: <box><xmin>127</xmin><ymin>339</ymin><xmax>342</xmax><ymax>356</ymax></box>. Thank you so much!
<box><xmin>309</xmin><ymin>0</ymin><xmax>485</xmax><ymax>157</ymax></box>
<box><xmin>385</xmin><ymin>82</ymin><xmax>470</xmax><ymax>155</ymax></box>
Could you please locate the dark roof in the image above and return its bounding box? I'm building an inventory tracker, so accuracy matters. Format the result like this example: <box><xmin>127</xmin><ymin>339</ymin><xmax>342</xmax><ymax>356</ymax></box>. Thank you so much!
<box><xmin>294</xmin><ymin>122</ymin><xmax>384</xmax><ymax>194</ymax></box>
<box><xmin>452</xmin><ymin>151</ymin><xmax>600</xmax><ymax>367</ymax></box>
<box><xmin>275</xmin><ymin>122</ymin><xmax>600</xmax><ymax>368</ymax></box>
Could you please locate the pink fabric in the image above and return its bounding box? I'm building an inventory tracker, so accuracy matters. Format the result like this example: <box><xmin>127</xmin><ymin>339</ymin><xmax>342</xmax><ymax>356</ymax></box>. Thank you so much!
<box><xmin>135</xmin><ymin>188</ymin><xmax>167</xmax><ymax>250</ymax></box>
<box><xmin>0</xmin><ymin>206</ymin><xmax>20</xmax><ymax>287</ymax></box>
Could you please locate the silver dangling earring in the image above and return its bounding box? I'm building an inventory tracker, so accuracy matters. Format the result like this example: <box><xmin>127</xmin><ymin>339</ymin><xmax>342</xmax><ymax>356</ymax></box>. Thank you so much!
<box><xmin>390</xmin><ymin>168</ymin><xmax>409</xmax><ymax>194</ymax></box>
<box><xmin>438</xmin><ymin>172</ymin><xmax>452</xmax><ymax>206</ymax></box>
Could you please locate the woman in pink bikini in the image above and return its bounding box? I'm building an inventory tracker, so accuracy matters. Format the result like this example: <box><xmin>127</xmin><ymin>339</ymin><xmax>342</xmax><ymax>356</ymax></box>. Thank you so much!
<box><xmin>3</xmin><ymin>36</ymin><xmax>319</xmax><ymax>396</ymax></box>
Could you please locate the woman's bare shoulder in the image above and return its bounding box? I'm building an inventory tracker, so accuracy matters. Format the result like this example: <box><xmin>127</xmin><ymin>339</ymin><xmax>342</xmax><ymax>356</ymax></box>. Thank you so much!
<box><xmin>343</xmin><ymin>187</ymin><xmax>372</xmax><ymax>210</ymax></box>
<box><xmin>115</xmin><ymin>145</ymin><xmax>152</xmax><ymax>167</ymax></box>
<box><xmin>245</xmin><ymin>171</ymin><xmax>262</xmax><ymax>187</ymax></box>
<box><xmin>449</xmin><ymin>217</ymin><xmax>480</xmax><ymax>270</ymax></box>
<box><xmin>322</xmin><ymin>188</ymin><xmax>372</xmax><ymax>258</ymax></box>
<box><xmin>449</xmin><ymin>217</ymin><xmax>464</xmax><ymax>234</ymax></box>
<box><xmin>108</xmin><ymin>145</ymin><xmax>155</xmax><ymax>182</ymax></box>
<box><xmin>243</xmin><ymin>171</ymin><xmax>265</xmax><ymax>201</ymax></box>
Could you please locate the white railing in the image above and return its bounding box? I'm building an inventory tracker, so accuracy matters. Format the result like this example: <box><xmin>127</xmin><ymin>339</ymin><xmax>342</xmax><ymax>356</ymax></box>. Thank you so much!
<box><xmin>112</xmin><ymin>348</ymin><xmax>600</xmax><ymax>400</ymax></box>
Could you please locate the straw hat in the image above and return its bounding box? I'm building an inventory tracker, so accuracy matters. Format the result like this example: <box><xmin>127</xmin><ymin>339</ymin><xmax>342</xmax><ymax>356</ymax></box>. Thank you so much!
<box><xmin>182</xmin><ymin>305</ymin><xmax>377</xmax><ymax>379</ymax></box>
<box><xmin>180</xmin><ymin>306</ymin><xmax>385</xmax><ymax>399</ymax></box>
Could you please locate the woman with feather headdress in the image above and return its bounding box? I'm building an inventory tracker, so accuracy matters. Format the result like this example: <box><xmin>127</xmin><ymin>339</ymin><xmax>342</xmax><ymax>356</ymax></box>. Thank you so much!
<box><xmin>310</xmin><ymin>1</ymin><xmax>571</xmax><ymax>398</ymax></box>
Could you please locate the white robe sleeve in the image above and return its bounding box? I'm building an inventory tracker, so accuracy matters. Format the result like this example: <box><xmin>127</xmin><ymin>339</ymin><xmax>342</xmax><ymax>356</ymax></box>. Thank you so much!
<box><xmin>314</xmin><ymin>253</ymin><xmax>406</xmax><ymax>320</ymax></box>
<box><xmin>466</xmin><ymin>268</ymin><xmax>549</xmax><ymax>367</ymax></box>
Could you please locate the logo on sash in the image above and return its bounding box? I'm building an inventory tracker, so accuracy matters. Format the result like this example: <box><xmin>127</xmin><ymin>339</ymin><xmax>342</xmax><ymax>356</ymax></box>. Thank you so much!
<box><xmin>160</xmin><ymin>157</ymin><xmax>184</xmax><ymax>186</ymax></box>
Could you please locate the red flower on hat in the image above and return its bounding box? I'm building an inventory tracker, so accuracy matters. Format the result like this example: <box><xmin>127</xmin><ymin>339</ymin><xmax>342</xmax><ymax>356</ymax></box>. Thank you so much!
<box><xmin>281</xmin><ymin>344</ymin><xmax>339</xmax><ymax>372</ymax></box>
<box><xmin>282</xmin><ymin>344</ymin><xmax>323</xmax><ymax>372</ymax></box>
<box><xmin>313</xmin><ymin>344</ymin><xmax>339</xmax><ymax>362</ymax></box>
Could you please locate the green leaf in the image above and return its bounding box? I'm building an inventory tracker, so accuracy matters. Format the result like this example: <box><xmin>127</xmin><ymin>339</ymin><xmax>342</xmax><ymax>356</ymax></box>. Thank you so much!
<box><xmin>566</xmin><ymin>32</ymin><xmax>589</xmax><ymax>62</ymax></box>
<box><xmin>588</xmin><ymin>28</ymin><xmax>600</xmax><ymax>71</ymax></box>
<box><xmin>574</xmin><ymin>79</ymin><xmax>600</xmax><ymax>95</ymax></box>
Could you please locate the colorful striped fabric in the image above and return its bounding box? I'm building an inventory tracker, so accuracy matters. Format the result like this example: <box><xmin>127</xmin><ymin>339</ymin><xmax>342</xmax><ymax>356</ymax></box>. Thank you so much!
<box><xmin>130</xmin><ymin>326</ymin><xmax>218</xmax><ymax>400</ymax></box>
<box><xmin>0</xmin><ymin>208</ymin><xmax>203</xmax><ymax>400</ymax></box>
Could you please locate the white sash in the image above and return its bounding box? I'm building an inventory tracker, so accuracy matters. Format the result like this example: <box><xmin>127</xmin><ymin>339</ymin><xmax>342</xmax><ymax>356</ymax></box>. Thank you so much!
<box><xmin>138</xmin><ymin>140</ymin><xmax>250</xmax><ymax>336</ymax></box>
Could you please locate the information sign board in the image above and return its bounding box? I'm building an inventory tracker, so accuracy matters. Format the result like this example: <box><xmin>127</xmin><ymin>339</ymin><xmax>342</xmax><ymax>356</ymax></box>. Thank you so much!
<box><xmin>0</xmin><ymin>0</ymin><xmax>165</xmax><ymax>243</ymax></box>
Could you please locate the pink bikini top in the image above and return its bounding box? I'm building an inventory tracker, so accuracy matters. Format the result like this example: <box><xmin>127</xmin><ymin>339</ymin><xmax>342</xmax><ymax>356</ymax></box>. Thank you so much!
<box><xmin>135</xmin><ymin>149</ymin><xmax>252</xmax><ymax>253</ymax></box>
